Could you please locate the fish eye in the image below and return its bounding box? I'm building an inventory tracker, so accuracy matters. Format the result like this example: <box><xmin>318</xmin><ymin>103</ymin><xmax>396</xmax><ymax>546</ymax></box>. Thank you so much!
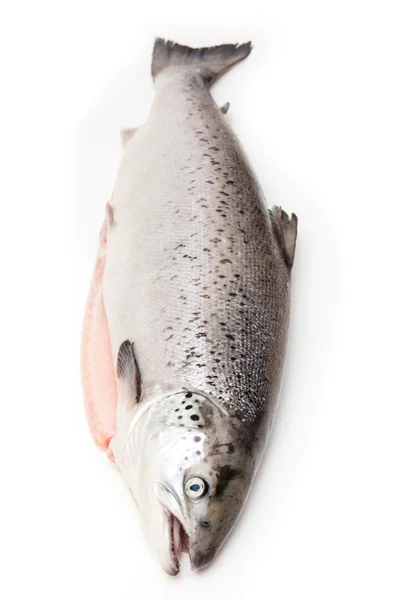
<box><xmin>184</xmin><ymin>476</ymin><xmax>209</xmax><ymax>499</ymax></box>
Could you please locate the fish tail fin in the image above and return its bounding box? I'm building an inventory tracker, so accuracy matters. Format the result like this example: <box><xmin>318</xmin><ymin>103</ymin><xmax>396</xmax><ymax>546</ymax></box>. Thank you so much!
<box><xmin>151</xmin><ymin>38</ymin><xmax>252</xmax><ymax>86</ymax></box>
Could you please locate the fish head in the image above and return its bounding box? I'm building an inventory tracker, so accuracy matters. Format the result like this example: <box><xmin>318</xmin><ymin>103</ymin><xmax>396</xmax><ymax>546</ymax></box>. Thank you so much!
<box><xmin>130</xmin><ymin>390</ymin><xmax>256</xmax><ymax>574</ymax></box>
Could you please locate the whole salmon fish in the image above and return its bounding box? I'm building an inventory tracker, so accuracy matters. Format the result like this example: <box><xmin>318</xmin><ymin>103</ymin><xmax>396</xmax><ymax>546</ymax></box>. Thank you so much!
<box><xmin>81</xmin><ymin>38</ymin><xmax>298</xmax><ymax>575</ymax></box>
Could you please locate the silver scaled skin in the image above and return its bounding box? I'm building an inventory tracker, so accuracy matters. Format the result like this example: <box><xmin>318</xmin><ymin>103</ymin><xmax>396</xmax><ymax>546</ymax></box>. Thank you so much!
<box><xmin>97</xmin><ymin>39</ymin><xmax>298</xmax><ymax>575</ymax></box>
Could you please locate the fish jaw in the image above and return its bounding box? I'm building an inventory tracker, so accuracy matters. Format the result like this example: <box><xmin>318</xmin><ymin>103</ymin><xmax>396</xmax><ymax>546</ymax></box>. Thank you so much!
<box><xmin>157</xmin><ymin>506</ymin><xmax>182</xmax><ymax>576</ymax></box>
<box><xmin>138</xmin><ymin>483</ymin><xmax>185</xmax><ymax>576</ymax></box>
<box><xmin>152</xmin><ymin>483</ymin><xmax>186</xmax><ymax>574</ymax></box>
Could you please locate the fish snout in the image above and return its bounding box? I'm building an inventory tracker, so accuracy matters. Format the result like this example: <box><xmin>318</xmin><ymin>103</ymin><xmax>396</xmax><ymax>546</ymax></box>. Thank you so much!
<box><xmin>189</xmin><ymin>546</ymin><xmax>218</xmax><ymax>570</ymax></box>
<box><xmin>186</xmin><ymin>515</ymin><xmax>227</xmax><ymax>570</ymax></box>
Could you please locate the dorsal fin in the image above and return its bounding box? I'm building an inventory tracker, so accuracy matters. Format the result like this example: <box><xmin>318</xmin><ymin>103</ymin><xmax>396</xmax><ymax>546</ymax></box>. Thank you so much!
<box><xmin>120</xmin><ymin>127</ymin><xmax>138</xmax><ymax>148</ymax></box>
<box><xmin>269</xmin><ymin>206</ymin><xmax>298</xmax><ymax>269</ymax></box>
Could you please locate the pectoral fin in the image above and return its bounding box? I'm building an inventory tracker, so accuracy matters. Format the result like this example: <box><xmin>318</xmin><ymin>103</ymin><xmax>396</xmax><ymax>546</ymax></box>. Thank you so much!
<box><xmin>270</xmin><ymin>206</ymin><xmax>298</xmax><ymax>269</ymax></box>
<box><xmin>116</xmin><ymin>340</ymin><xmax>142</xmax><ymax>405</ymax></box>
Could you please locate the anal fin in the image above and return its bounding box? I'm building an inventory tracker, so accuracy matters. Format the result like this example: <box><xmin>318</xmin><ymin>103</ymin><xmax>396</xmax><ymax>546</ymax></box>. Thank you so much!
<box><xmin>270</xmin><ymin>206</ymin><xmax>298</xmax><ymax>269</ymax></box>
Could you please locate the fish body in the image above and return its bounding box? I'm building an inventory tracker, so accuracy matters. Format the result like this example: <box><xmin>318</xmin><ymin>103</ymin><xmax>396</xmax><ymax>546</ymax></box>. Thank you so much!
<box><xmin>81</xmin><ymin>39</ymin><xmax>297</xmax><ymax>575</ymax></box>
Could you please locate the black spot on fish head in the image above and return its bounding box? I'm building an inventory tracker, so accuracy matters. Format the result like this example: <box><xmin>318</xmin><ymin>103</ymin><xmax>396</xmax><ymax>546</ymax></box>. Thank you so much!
<box><xmin>200</xmin><ymin>520</ymin><xmax>211</xmax><ymax>529</ymax></box>
<box><xmin>215</xmin><ymin>465</ymin><xmax>241</xmax><ymax>497</ymax></box>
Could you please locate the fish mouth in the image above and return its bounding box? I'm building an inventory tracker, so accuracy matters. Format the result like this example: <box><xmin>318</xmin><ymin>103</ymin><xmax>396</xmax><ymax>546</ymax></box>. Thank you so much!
<box><xmin>163</xmin><ymin>507</ymin><xmax>217</xmax><ymax>573</ymax></box>
<box><xmin>163</xmin><ymin>507</ymin><xmax>189</xmax><ymax>575</ymax></box>
<box><xmin>153</xmin><ymin>482</ymin><xmax>189</xmax><ymax>574</ymax></box>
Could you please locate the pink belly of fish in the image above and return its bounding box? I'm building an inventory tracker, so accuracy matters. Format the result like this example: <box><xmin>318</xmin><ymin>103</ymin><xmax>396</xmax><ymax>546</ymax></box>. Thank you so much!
<box><xmin>81</xmin><ymin>218</ymin><xmax>117</xmax><ymax>452</ymax></box>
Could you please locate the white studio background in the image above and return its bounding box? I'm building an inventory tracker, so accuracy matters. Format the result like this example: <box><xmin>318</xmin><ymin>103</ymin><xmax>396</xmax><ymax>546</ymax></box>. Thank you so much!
<box><xmin>1</xmin><ymin>1</ymin><xmax>399</xmax><ymax>599</ymax></box>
